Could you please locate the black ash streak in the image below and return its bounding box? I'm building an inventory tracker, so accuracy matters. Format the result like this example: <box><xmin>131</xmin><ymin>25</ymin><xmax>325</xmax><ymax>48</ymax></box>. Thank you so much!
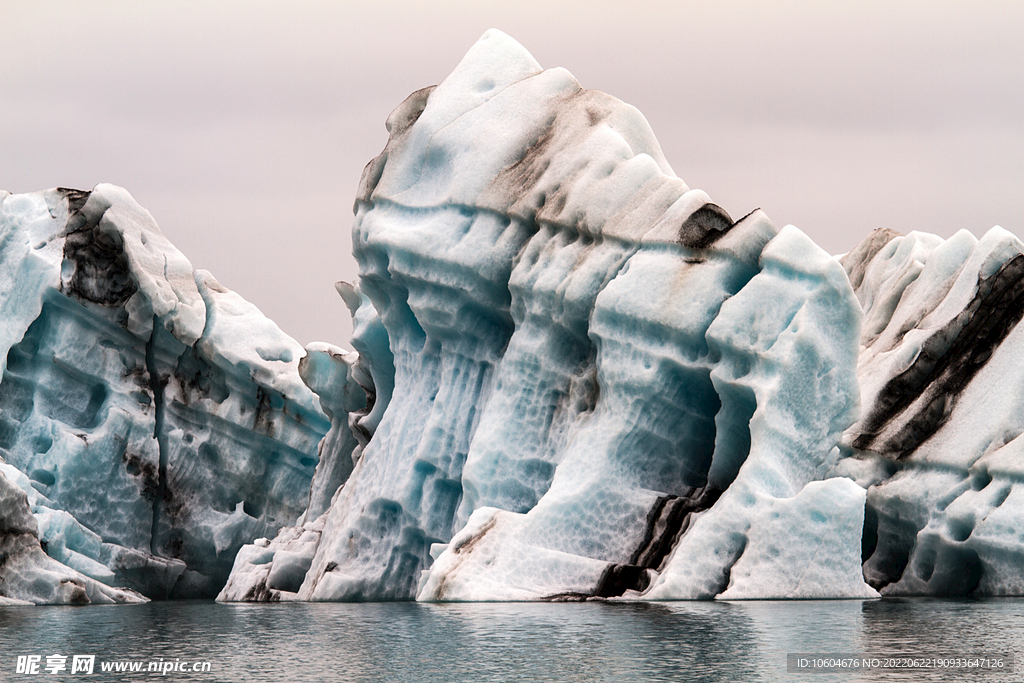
<box><xmin>855</xmin><ymin>254</ymin><xmax>1024</xmax><ymax>459</ymax></box>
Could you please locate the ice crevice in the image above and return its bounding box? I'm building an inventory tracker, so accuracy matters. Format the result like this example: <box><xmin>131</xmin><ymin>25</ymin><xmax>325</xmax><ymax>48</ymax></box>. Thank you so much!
<box><xmin>144</xmin><ymin>314</ymin><xmax>170</xmax><ymax>559</ymax></box>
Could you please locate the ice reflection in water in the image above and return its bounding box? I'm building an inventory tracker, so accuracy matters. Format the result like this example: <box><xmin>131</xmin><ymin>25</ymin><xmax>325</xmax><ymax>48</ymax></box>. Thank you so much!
<box><xmin>1</xmin><ymin>599</ymin><xmax>1022</xmax><ymax>682</ymax></box>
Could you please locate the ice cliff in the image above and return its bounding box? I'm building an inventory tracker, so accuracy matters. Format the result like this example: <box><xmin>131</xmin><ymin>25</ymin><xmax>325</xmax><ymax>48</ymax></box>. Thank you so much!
<box><xmin>0</xmin><ymin>185</ymin><xmax>329</xmax><ymax>603</ymax></box>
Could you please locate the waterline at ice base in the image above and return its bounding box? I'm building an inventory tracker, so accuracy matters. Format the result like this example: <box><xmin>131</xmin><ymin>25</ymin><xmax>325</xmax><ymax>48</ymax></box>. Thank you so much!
<box><xmin>2</xmin><ymin>30</ymin><xmax>1022</xmax><ymax>605</ymax></box>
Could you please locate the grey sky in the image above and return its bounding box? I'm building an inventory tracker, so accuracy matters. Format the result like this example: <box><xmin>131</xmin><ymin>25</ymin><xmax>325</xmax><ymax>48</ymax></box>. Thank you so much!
<box><xmin>3</xmin><ymin>1</ymin><xmax>1021</xmax><ymax>348</ymax></box>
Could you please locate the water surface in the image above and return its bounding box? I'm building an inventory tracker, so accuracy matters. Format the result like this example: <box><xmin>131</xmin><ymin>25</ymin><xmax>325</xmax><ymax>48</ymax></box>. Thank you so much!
<box><xmin>2</xmin><ymin>599</ymin><xmax>1022</xmax><ymax>682</ymax></box>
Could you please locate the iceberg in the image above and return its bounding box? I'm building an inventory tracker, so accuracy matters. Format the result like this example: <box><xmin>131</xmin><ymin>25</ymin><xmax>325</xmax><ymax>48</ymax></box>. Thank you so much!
<box><xmin>0</xmin><ymin>185</ymin><xmax>329</xmax><ymax>601</ymax></box>
<box><xmin>6</xmin><ymin>29</ymin><xmax>1024</xmax><ymax>605</ymax></box>
<box><xmin>227</xmin><ymin>30</ymin><xmax>1019</xmax><ymax>603</ymax></box>
<box><xmin>224</xmin><ymin>29</ymin><xmax>879</xmax><ymax>603</ymax></box>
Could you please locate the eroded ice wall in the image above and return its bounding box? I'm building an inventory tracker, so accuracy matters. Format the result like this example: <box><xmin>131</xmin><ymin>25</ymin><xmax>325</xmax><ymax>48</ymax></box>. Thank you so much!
<box><xmin>0</xmin><ymin>185</ymin><xmax>329</xmax><ymax>600</ymax></box>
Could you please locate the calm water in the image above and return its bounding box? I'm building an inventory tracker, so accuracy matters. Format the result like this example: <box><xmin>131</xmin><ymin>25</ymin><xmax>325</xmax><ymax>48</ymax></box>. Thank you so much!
<box><xmin>2</xmin><ymin>599</ymin><xmax>1022</xmax><ymax>682</ymax></box>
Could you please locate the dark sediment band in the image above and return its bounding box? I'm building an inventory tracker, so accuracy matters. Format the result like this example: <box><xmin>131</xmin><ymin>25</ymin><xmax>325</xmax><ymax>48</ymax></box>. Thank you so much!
<box><xmin>855</xmin><ymin>253</ymin><xmax>1024</xmax><ymax>458</ymax></box>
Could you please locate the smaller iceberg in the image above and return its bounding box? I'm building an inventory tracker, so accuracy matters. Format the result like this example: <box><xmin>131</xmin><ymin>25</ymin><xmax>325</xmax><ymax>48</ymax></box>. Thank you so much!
<box><xmin>0</xmin><ymin>185</ymin><xmax>329</xmax><ymax>602</ymax></box>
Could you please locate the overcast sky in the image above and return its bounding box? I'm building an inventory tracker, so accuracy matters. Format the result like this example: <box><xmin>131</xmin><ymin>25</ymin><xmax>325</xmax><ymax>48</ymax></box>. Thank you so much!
<box><xmin>3</xmin><ymin>1</ymin><xmax>1021</xmax><ymax>348</ymax></box>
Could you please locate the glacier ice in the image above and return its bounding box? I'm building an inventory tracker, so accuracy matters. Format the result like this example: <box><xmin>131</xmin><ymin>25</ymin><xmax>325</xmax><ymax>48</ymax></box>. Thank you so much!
<box><xmin>643</xmin><ymin>225</ymin><xmax>867</xmax><ymax>600</ymax></box>
<box><xmin>840</xmin><ymin>226</ymin><xmax>1024</xmax><ymax>596</ymax></box>
<box><xmin>716</xmin><ymin>478</ymin><xmax>877</xmax><ymax>600</ymax></box>
<box><xmin>262</xmin><ymin>30</ymin><xmax>1021</xmax><ymax>603</ymax></box>
<box><xmin>0</xmin><ymin>462</ymin><xmax>145</xmax><ymax>605</ymax></box>
<box><xmin>225</xmin><ymin>29</ymin><xmax>881</xmax><ymax>603</ymax></box>
<box><xmin>216</xmin><ymin>282</ymin><xmax>391</xmax><ymax>602</ymax></box>
<box><xmin>0</xmin><ymin>185</ymin><xmax>329</xmax><ymax>601</ymax></box>
<box><xmin>7</xmin><ymin>28</ymin><xmax>1024</xmax><ymax>606</ymax></box>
